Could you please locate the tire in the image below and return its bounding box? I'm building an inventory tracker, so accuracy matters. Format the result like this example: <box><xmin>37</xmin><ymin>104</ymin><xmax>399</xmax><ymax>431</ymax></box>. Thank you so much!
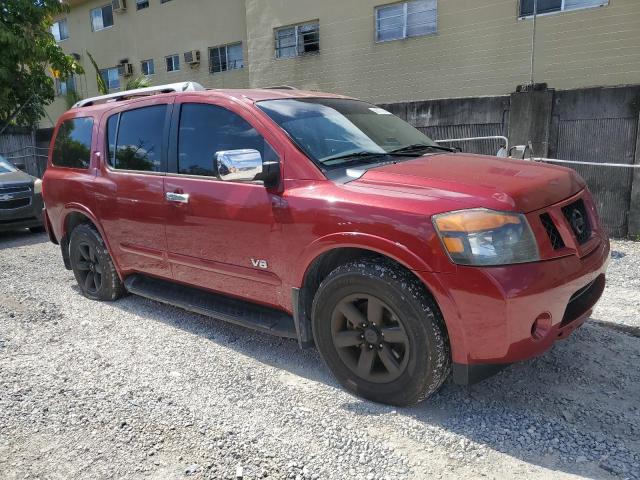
<box><xmin>69</xmin><ymin>223</ymin><xmax>125</xmax><ymax>301</ymax></box>
<box><xmin>29</xmin><ymin>226</ymin><xmax>45</xmax><ymax>233</ymax></box>
<box><xmin>312</xmin><ymin>259</ymin><xmax>450</xmax><ymax>406</ymax></box>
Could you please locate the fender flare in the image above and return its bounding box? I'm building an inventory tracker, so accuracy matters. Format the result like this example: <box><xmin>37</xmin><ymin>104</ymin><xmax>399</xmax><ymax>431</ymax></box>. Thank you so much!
<box><xmin>295</xmin><ymin>232</ymin><xmax>435</xmax><ymax>287</ymax></box>
<box><xmin>59</xmin><ymin>203</ymin><xmax>124</xmax><ymax>280</ymax></box>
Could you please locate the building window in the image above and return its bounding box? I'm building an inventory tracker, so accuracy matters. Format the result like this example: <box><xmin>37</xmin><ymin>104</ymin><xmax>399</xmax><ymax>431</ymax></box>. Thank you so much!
<box><xmin>166</xmin><ymin>54</ymin><xmax>180</xmax><ymax>72</ymax></box>
<box><xmin>520</xmin><ymin>0</ymin><xmax>608</xmax><ymax>17</ymax></box>
<box><xmin>209</xmin><ymin>42</ymin><xmax>244</xmax><ymax>74</ymax></box>
<box><xmin>275</xmin><ymin>21</ymin><xmax>319</xmax><ymax>59</ymax></box>
<box><xmin>90</xmin><ymin>4</ymin><xmax>114</xmax><ymax>32</ymax></box>
<box><xmin>136</xmin><ymin>0</ymin><xmax>149</xmax><ymax>10</ymax></box>
<box><xmin>51</xmin><ymin>19</ymin><xmax>69</xmax><ymax>42</ymax></box>
<box><xmin>100</xmin><ymin>67</ymin><xmax>120</xmax><ymax>90</ymax></box>
<box><xmin>55</xmin><ymin>76</ymin><xmax>76</xmax><ymax>96</ymax></box>
<box><xmin>375</xmin><ymin>0</ymin><xmax>437</xmax><ymax>42</ymax></box>
<box><xmin>141</xmin><ymin>59</ymin><xmax>155</xmax><ymax>75</ymax></box>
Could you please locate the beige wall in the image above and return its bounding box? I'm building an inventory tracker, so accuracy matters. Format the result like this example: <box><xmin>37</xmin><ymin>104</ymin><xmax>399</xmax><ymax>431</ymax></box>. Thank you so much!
<box><xmin>43</xmin><ymin>0</ymin><xmax>249</xmax><ymax>128</ymax></box>
<box><xmin>44</xmin><ymin>0</ymin><xmax>640</xmax><ymax>127</ymax></box>
<box><xmin>245</xmin><ymin>0</ymin><xmax>640</xmax><ymax>104</ymax></box>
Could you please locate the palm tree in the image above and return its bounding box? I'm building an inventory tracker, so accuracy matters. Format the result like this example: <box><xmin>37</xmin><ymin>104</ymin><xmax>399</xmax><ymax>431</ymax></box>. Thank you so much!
<box><xmin>124</xmin><ymin>74</ymin><xmax>151</xmax><ymax>90</ymax></box>
<box><xmin>85</xmin><ymin>51</ymin><xmax>151</xmax><ymax>94</ymax></box>
<box><xmin>86</xmin><ymin>51</ymin><xmax>108</xmax><ymax>95</ymax></box>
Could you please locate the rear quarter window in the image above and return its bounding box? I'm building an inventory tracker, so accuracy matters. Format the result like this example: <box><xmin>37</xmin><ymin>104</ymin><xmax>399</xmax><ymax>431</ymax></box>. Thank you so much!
<box><xmin>52</xmin><ymin>117</ymin><xmax>93</xmax><ymax>169</ymax></box>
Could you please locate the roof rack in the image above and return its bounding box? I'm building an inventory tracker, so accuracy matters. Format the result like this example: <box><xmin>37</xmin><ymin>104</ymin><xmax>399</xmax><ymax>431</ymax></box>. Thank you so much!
<box><xmin>262</xmin><ymin>85</ymin><xmax>298</xmax><ymax>90</ymax></box>
<box><xmin>72</xmin><ymin>81</ymin><xmax>206</xmax><ymax>108</ymax></box>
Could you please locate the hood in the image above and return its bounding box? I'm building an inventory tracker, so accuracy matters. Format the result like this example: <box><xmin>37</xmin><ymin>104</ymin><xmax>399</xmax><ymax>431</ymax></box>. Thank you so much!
<box><xmin>0</xmin><ymin>169</ymin><xmax>34</xmax><ymax>187</ymax></box>
<box><xmin>348</xmin><ymin>153</ymin><xmax>585</xmax><ymax>213</ymax></box>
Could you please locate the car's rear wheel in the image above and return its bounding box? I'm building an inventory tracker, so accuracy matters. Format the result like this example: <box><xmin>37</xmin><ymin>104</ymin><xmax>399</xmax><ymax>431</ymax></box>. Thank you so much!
<box><xmin>312</xmin><ymin>259</ymin><xmax>450</xmax><ymax>406</ymax></box>
<box><xmin>69</xmin><ymin>223</ymin><xmax>125</xmax><ymax>301</ymax></box>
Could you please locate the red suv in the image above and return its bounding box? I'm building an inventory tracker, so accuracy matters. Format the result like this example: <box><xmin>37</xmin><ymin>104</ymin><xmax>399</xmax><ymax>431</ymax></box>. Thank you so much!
<box><xmin>42</xmin><ymin>83</ymin><xmax>609</xmax><ymax>406</ymax></box>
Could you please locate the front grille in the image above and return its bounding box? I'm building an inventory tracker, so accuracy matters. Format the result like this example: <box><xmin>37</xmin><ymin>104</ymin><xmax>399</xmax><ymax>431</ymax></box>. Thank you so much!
<box><xmin>562</xmin><ymin>199</ymin><xmax>591</xmax><ymax>244</ymax></box>
<box><xmin>0</xmin><ymin>185</ymin><xmax>30</xmax><ymax>195</ymax></box>
<box><xmin>0</xmin><ymin>216</ymin><xmax>37</xmax><ymax>224</ymax></box>
<box><xmin>561</xmin><ymin>274</ymin><xmax>605</xmax><ymax>326</ymax></box>
<box><xmin>540</xmin><ymin>213</ymin><xmax>565</xmax><ymax>249</ymax></box>
<box><xmin>0</xmin><ymin>198</ymin><xmax>30</xmax><ymax>209</ymax></box>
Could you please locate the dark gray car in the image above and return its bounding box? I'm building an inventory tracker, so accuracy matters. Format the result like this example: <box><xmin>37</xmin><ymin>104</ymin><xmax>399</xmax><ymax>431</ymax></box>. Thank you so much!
<box><xmin>0</xmin><ymin>155</ymin><xmax>44</xmax><ymax>233</ymax></box>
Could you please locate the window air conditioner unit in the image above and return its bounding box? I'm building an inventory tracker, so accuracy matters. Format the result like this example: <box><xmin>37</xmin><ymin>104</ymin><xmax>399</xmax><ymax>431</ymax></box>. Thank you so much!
<box><xmin>112</xmin><ymin>0</ymin><xmax>127</xmax><ymax>13</ymax></box>
<box><xmin>119</xmin><ymin>62</ymin><xmax>134</xmax><ymax>77</ymax></box>
<box><xmin>184</xmin><ymin>50</ymin><xmax>201</xmax><ymax>66</ymax></box>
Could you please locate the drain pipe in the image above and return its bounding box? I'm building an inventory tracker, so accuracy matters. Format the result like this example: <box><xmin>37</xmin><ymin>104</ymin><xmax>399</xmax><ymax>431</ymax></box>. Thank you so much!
<box><xmin>529</xmin><ymin>0</ymin><xmax>538</xmax><ymax>85</ymax></box>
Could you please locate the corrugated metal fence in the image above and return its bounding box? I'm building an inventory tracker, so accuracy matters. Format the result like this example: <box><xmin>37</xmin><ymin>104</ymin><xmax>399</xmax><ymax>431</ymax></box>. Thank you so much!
<box><xmin>554</xmin><ymin>118</ymin><xmax>638</xmax><ymax>238</ymax></box>
<box><xmin>384</xmin><ymin>87</ymin><xmax>640</xmax><ymax>237</ymax></box>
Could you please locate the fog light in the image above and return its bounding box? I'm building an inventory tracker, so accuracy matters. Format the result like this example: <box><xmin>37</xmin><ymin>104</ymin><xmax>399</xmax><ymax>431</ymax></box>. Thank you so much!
<box><xmin>531</xmin><ymin>312</ymin><xmax>552</xmax><ymax>341</ymax></box>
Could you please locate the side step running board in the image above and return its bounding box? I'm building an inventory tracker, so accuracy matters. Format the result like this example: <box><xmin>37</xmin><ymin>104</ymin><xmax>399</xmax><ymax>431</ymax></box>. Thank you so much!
<box><xmin>124</xmin><ymin>274</ymin><xmax>297</xmax><ymax>339</ymax></box>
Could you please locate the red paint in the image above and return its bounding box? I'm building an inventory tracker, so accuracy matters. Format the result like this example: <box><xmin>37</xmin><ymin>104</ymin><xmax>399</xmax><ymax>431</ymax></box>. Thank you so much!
<box><xmin>43</xmin><ymin>89</ymin><xmax>609</xmax><ymax>369</ymax></box>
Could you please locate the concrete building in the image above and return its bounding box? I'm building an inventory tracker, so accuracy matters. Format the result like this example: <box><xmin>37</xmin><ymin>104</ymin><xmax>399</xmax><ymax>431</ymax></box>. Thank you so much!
<box><xmin>245</xmin><ymin>0</ymin><xmax>640</xmax><ymax>103</ymax></box>
<box><xmin>44</xmin><ymin>0</ymin><xmax>640</xmax><ymax>126</ymax></box>
<box><xmin>44</xmin><ymin>0</ymin><xmax>250</xmax><ymax>127</ymax></box>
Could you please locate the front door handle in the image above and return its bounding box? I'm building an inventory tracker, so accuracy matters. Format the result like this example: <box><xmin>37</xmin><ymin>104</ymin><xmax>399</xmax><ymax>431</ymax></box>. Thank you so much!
<box><xmin>165</xmin><ymin>192</ymin><xmax>189</xmax><ymax>204</ymax></box>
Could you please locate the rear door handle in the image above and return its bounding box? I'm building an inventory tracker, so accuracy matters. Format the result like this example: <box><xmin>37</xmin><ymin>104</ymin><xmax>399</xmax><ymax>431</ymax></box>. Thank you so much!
<box><xmin>165</xmin><ymin>192</ymin><xmax>189</xmax><ymax>204</ymax></box>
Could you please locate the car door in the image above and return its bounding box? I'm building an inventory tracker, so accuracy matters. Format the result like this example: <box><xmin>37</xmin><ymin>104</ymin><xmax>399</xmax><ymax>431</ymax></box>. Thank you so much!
<box><xmin>94</xmin><ymin>97</ymin><xmax>173</xmax><ymax>279</ymax></box>
<box><xmin>164</xmin><ymin>97</ymin><xmax>285</xmax><ymax>307</ymax></box>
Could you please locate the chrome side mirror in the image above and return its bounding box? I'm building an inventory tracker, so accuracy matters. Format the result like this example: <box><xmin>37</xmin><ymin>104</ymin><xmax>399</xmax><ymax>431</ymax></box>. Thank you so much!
<box><xmin>216</xmin><ymin>149</ymin><xmax>263</xmax><ymax>182</ymax></box>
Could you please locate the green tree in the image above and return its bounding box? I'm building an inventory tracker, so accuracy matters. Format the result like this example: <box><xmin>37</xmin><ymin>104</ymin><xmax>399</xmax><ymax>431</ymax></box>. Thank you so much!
<box><xmin>0</xmin><ymin>0</ymin><xmax>83</xmax><ymax>128</ymax></box>
<box><xmin>85</xmin><ymin>51</ymin><xmax>108</xmax><ymax>95</ymax></box>
<box><xmin>87</xmin><ymin>50</ymin><xmax>152</xmax><ymax>94</ymax></box>
<box><xmin>125</xmin><ymin>74</ymin><xmax>151</xmax><ymax>90</ymax></box>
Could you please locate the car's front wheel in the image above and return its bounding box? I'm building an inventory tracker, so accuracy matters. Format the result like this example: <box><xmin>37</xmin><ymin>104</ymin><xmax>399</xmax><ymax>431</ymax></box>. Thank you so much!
<box><xmin>312</xmin><ymin>259</ymin><xmax>450</xmax><ymax>406</ymax></box>
<box><xmin>69</xmin><ymin>223</ymin><xmax>125</xmax><ymax>301</ymax></box>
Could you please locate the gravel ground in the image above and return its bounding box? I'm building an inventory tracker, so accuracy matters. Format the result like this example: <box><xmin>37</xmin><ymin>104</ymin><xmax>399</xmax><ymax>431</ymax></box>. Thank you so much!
<box><xmin>0</xmin><ymin>231</ymin><xmax>639</xmax><ymax>480</ymax></box>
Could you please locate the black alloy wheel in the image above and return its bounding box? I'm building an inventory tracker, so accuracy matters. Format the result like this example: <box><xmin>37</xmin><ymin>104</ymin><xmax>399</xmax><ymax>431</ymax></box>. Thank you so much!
<box><xmin>331</xmin><ymin>294</ymin><xmax>410</xmax><ymax>383</ymax></box>
<box><xmin>312</xmin><ymin>259</ymin><xmax>451</xmax><ymax>406</ymax></box>
<box><xmin>69</xmin><ymin>223</ymin><xmax>125</xmax><ymax>301</ymax></box>
<box><xmin>75</xmin><ymin>241</ymin><xmax>103</xmax><ymax>295</ymax></box>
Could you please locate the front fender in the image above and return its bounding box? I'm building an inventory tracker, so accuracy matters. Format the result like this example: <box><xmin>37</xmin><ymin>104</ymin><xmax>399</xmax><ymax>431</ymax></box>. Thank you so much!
<box><xmin>296</xmin><ymin>231</ymin><xmax>437</xmax><ymax>287</ymax></box>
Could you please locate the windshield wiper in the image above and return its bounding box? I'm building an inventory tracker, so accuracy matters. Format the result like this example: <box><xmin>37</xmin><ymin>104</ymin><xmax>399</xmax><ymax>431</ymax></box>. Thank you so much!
<box><xmin>322</xmin><ymin>151</ymin><xmax>388</xmax><ymax>166</ymax></box>
<box><xmin>388</xmin><ymin>143</ymin><xmax>457</xmax><ymax>155</ymax></box>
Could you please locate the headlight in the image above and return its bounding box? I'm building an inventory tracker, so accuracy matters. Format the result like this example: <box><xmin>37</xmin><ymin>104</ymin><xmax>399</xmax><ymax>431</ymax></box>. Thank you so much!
<box><xmin>432</xmin><ymin>209</ymin><xmax>539</xmax><ymax>266</ymax></box>
<box><xmin>33</xmin><ymin>179</ymin><xmax>42</xmax><ymax>194</ymax></box>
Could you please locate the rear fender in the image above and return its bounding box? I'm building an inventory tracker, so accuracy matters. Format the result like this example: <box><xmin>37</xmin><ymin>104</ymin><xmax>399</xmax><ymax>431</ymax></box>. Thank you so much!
<box><xmin>59</xmin><ymin>204</ymin><xmax>123</xmax><ymax>280</ymax></box>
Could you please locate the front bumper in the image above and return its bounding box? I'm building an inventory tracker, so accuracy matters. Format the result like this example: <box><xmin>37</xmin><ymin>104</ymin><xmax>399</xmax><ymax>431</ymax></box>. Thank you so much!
<box><xmin>0</xmin><ymin>193</ymin><xmax>43</xmax><ymax>232</ymax></box>
<box><xmin>418</xmin><ymin>235</ymin><xmax>610</xmax><ymax>385</ymax></box>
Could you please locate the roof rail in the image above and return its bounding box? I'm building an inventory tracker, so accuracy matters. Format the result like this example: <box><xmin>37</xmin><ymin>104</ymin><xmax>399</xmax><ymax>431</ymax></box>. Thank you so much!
<box><xmin>72</xmin><ymin>81</ymin><xmax>206</xmax><ymax>108</ymax></box>
<box><xmin>262</xmin><ymin>85</ymin><xmax>298</xmax><ymax>90</ymax></box>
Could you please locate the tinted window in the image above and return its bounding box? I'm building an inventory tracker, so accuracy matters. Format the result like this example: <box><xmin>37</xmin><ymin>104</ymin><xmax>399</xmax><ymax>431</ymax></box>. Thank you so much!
<box><xmin>107</xmin><ymin>113</ymin><xmax>118</xmax><ymax>165</ymax></box>
<box><xmin>178</xmin><ymin>103</ymin><xmax>277</xmax><ymax>177</ymax></box>
<box><xmin>52</xmin><ymin>117</ymin><xmax>93</xmax><ymax>169</ymax></box>
<box><xmin>110</xmin><ymin>105</ymin><xmax>166</xmax><ymax>172</ymax></box>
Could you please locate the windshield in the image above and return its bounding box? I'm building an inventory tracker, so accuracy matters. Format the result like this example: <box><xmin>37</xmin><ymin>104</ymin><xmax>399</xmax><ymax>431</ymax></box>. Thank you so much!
<box><xmin>257</xmin><ymin>98</ymin><xmax>437</xmax><ymax>168</ymax></box>
<box><xmin>0</xmin><ymin>155</ymin><xmax>17</xmax><ymax>174</ymax></box>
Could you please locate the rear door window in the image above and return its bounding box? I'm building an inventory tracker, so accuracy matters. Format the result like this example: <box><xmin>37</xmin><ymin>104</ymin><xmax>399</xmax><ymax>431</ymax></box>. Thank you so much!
<box><xmin>106</xmin><ymin>105</ymin><xmax>167</xmax><ymax>172</ymax></box>
<box><xmin>52</xmin><ymin>117</ymin><xmax>93</xmax><ymax>169</ymax></box>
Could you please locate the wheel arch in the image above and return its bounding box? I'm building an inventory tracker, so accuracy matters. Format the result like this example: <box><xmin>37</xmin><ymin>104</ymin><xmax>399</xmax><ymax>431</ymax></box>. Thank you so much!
<box><xmin>59</xmin><ymin>205</ymin><xmax>121</xmax><ymax>278</ymax></box>
<box><xmin>293</xmin><ymin>239</ymin><xmax>450</xmax><ymax>352</ymax></box>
